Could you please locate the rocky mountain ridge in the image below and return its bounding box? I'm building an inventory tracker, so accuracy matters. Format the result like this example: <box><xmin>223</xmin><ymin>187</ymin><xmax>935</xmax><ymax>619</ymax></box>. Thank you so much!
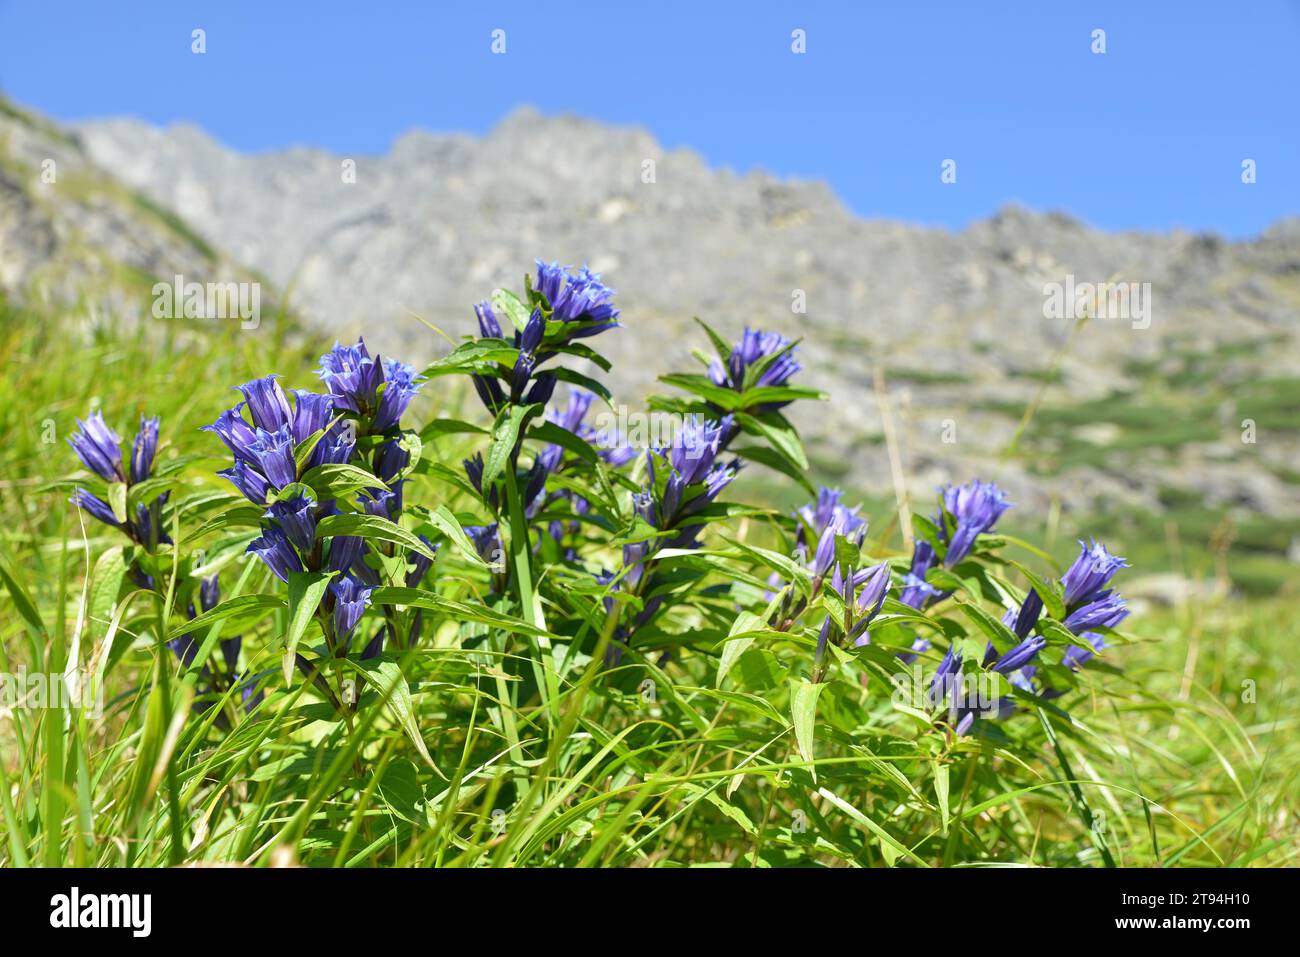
<box><xmin>2</xmin><ymin>98</ymin><xmax>1297</xmax><ymax>520</ymax></box>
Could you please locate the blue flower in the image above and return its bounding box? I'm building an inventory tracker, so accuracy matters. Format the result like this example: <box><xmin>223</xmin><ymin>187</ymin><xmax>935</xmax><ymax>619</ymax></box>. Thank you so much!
<box><xmin>405</xmin><ymin>536</ymin><xmax>437</xmax><ymax>588</ymax></box>
<box><xmin>246</xmin><ymin>426</ymin><xmax>298</xmax><ymax>490</ymax></box>
<box><xmin>290</xmin><ymin>390</ymin><xmax>335</xmax><ymax>445</ymax></box>
<box><xmin>899</xmin><ymin>540</ymin><xmax>939</xmax><ymax>609</ymax></box>
<box><xmin>319</xmin><ymin>339</ymin><xmax>384</xmax><ymax>413</ymax></box>
<box><xmin>330</xmin><ymin>574</ymin><xmax>374</xmax><ymax>645</ymax></box>
<box><xmin>374</xmin><ymin>358</ymin><xmax>421</xmax><ymax>431</ymax></box>
<box><xmin>475</xmin><ymin>300</ymin><xmax>503</xmax><ymax>339</ymax></box>
<box><xmin>940</xmin><ymin>479</ymin><xmax>1012</xmax><ymax>567</ymax></box>
<box><xmin>848</xmin><ymin>562</ymin><xmax>892</xmax><ymax>646</ymax></box>
<box><xmin>238</xmin><ymin>375</ymin><xmax>294</xmax><ymax>432</ymax></box>
<box><xmin>130</xmin><ymin>415</ymin><xmax>161</xmax><ymax>484</ymax></box>
<box><xmin>70</xmin><ymin>488</ymin><xmax>120</xmax><ymax>529</ymax></box>
<box><xmin>798</xmin><ymin>488</ymin><xmax>866</xmax><ymax>580</ymax></box>
<box><xmin>1061</xmin><ymin>539</ymin><xmax>1129</xmax><ymax>607</ymax></box>
<box><xmin>708</xmin><ymin>327</ymin><xmax>800</xmax><ymax>401</ymax></box>
<box><xmin>203</xmin><ymin>404</ymin><xmax>260</xmax><ymax>464</ymax></box>
<box><xmin>991</xmin><ymin>635</ymin><xmax>1047</xmax><ymax>675</ymax></box>
<box><xmin>319</xmin><ymin>338</ymin><xmax>423</xmax><ymax>430</ymax></box>
<box><xmin>328</xmin><ymin>535</ymin><xmax>366</xmax><ymax>575</ymax></box>
<box><xmin>535</xmin><ymin>260</ymin><xmax>620</xmax><ymax>333</ymax></box>
<box><xmin>650</xmin><ymin>416</ymin><xmax>737</xmax><ymax>529</ymax></box>
<box><xmin>247</xmin><ymin>526</ymin><xmax>304</xmax><ymax>583</ymax></box>
<box><xmin>1064</xmin><ymin>591</ymin><xmax>1129</xmax><ymax>633</ymax></box>
<box><xmin>465</xmin><ymin>523</ymin><xmax>503</xmax><ymax>568</ymax></box>
<box><xmin>69</xmin><ymin>411</ymin><xmax>124</xmax><ymax>482</ymax></box>
<box><xmin>218</xmin><ymin>460</ymin><xmax>272</xmax><ymax>505</ymax></box>
<box><xmin>265</xmin><ymin>494</ymin><xmax>318</xmax><ymax>552</ymax></box>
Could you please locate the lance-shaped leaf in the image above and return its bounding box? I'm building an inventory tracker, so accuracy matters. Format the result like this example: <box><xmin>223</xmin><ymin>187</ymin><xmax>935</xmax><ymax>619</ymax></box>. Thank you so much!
<box><xmin>316</xmin><ymin>513</ymin><xmax>438</xmax><ymax>562</ymax></box>
<box><xmin>361</xmin><ymin>659</ymin><xmax>434</xmax><ymax>767</ymax></box>
<box><xmin>283</xmin><ymin>570</ymin><xmax>335</xmax><ymax>686</ymax></box>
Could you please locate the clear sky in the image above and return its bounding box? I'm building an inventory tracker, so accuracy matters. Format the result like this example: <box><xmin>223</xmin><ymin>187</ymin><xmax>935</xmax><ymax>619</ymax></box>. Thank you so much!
<box><xmin>1</xmin><ymin>0</ymin><xmax>1296</xmax><ymax>238</ymax></box>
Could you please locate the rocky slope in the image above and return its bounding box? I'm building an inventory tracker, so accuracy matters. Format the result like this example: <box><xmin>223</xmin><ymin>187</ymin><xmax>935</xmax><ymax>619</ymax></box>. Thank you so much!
<box><xmin>3</xmin><ymin>98</ymin><xmax>1297</xmax><ymax>520</ymax></box>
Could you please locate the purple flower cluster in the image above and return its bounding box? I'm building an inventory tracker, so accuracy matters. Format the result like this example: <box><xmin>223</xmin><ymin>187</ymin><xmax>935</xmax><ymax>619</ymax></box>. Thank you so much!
<box><xmin>900</xmin><ymin>479</ymin><xmax>1013</xmax><ymax>659</ymax></box>
<box><xmin>205</xmin><ymin>341</ymin><xmax>426</xmax><ymax>656</ymax></box>
<box><xmin>68</xmin><ymin>411</ymin><xmax>170</xmax><ymax>550</ymax></box>
<box><xmin>934</xmin><ymin>540</ymin><xmax>1130</xmax><ymax>735</ymax></box>
<box><xmin>707</xmin><ymin>327</ymin><xmax>801</xmax><ymax>410</ymax></box>
<box><xmin>611</xmin><ymin>416</ymin><xmax>739</xmax><ymax>637</ymax></box>
<box><xmin>534</xmin><ymin>260</ymin><xmax>621</xmax><ymax>332</ymax></box>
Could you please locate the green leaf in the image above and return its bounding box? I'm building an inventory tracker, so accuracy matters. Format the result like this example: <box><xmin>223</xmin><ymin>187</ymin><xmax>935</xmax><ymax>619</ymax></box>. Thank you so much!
<box><xmin>107</xmin><ymin>482</ymin><xmax>128</xmax><ymax>524</ymax></box>
<box><xmin>789</xmin><ymin>678</ymin><xmax>825</xmax><ymax>773</ymax></box>
<box><xmin>691</xmin><ymin>316</ymin><xmax>733</xmax><ymax>358</ymax></box>
<box><xmin>420</xmin><ymin>338</ymin><xmax>520</xmax><ymax>378</ymax></box>
<box><xmin>528</xmin><ymin>420</ymin><xmax>598</xmax><ymax>464</ymax></box>
<box><xmin>166</xmin><ymin>594</ymin><xmax>284</xmax><ymax>641</ymax></box>
<box><xmin>482</xmin><ymin>403</ymin><xmax>536</xmax><ymax>490</ymax></box>
<box><xmin>370</xmin><ymin>586</ymin><xmax>549</xmax><ymax>638</ymax></box>
<box><xmin>733</xmin><ymin>410</ymin><xmax>809</xmax><ymax>470</ymax></box>
<box><xmin>1008</xmin><ymin>560</ymin><xmax>1067</xmax><ymax>620</ymax></box>
<box><xmin>89</xmin><ymin>546</ymin><xmax>127</xmax><ymax>633</ymax></box>
<box><xmin>284</xmin><ymin>571</ymin><xmax>335</xmax><ymax>686</ymax></box>
<box><xmin>361</xmin><ymin>660</ymin><xmax>434</xmax><ymax>766</ymax></box>
<box><xmin>934</xmin><ymin>762</ymin><xmax>951</xmax><ymax>836</ymax></box>
<box><xmin>491</xmin><ymin>288</ymin><xmax>532</xmax><ymax>332</ymax></box>
<box><xmin>550</xmin><ymin>368</ymin><xmax>613</xmax><ymax>403</ymax></box>
<box><xmin>316</xmin><ymin>513</ymin><xmax>438</xmax><ymax>562</ymax></box>
<box><xmin>956</xmin><ymin>598</ymin><xmax>1020</xmax><ymax>652</ymax></box>
<box><xmin>126</xmin><ymin>475</ymin><xmax>178</xmax><ymax>511</ymax></box>
<box><xmin>0</xmin><ymin>562</ymin><xmax>47</xmax><ymax>640</ymax></box>
<box><xmin>716</xmin><ymin>611</ymin><xmax>765</xmax><ymax>688</ymax></box>
<box><xmin>418</xmin><ymin>417</ymin><xmax>488</xmax><ymax>441</ymax></box>
<box><xmin>659</xmin><ymin>372</ymin><xmax>742</xmax><ymax>409</ymax></box>
<box><xmin>420</xmin><ymin>504</ymin><xmax>489</xmax><ymax>569</ymax></box>
<box><xmin>729</xmin><ymin>444</ymin><xmax>816</xmax><ymax>495</ymax></box>
<box><xmin>301</xmin><ymin>463</ymin><xmax>388</xmax><ymax>499</ymax></box>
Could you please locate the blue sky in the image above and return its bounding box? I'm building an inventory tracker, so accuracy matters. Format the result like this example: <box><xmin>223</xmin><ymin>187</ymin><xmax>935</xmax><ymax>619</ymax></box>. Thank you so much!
<box><xmin>1</xmin><ymin>0</ymin><xmax>1296</xmax><ymax>237</ymax></box>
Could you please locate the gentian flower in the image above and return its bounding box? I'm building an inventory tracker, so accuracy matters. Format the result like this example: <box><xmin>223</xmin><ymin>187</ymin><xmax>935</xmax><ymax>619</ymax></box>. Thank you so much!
<box><xmin>796</xmin><ymin>488</ymin><xmax>865</xmax><ymax>574</ymax></box>
<box><xmin>330</xmin><ymin>575</ymin><xmax>374</xmax><ymax>646</ymax></box>
<box><xmin>1064</xmin><ymin>591</ymin><xmax>1129</xmax><ymax>633</ymax></box>
<box><xmin>130</xmin><ymin>415</ymin><xmax>160</xmax><ymax>484</ymax></box>
<box><xmin>246</xmin><ymin>426</ymin><xmax>298</xmax><ymax>490</ymax></box>
<box><xmin>535</xmin><ymin>260</ymin><xmax>621</xmax><ymax>334</ymax></box>
<box><xmin>848</xmin><ymin>562</ymin><xmax>892</xmax><ymax>646</ymax></box>
<box><xmin>708</xmin><ymin>328</ymin><xmax>800</xmax><ymax>399</ymax></box>
<box><xmin>247</xmin><ymin>526</ymin><xmax>304</xmax><ymax>583</ymax></box>
<box><xmin>1061</xmin><ymin>539</ymin><xmax>1129</xmax><ymax>606</ymax></box>
<box><xmin>238</xmin><ymin>375</ymin><xmax>293</xmax><ymax>432</ymax></box>
<box><xmin>70</xmin><ymin>488</ymin><xmax>121</xmax><ymax>529</ymax></box>
<box><xmin>218</xmin><ymin>460</ymin><xmax>272</xmax><ymax>505</ymax></box>
<box><xmin>475</xmin><ymin>301</ymin><xmax>503</xmax><ymax>338</ymax></box>
<box><xmin>68</xmin><ymin>411</ymin><xmax>125</xmax><ymax>482</ymax></box>
<box><xmin>899</xmin><ymin>539</ymin><xmax>939</xmax><ymax>609</ymax></box>
<box><xmin>265</xmin><ymin>494</ymin><xmax>318</xmax><ymax>552</ymax></box>
<box><xmin>203</xmin><ymin>404</ymin><xmax>260</xmax><ymax>464</ymax></box>
<box><xmin>290</xmin><ymin>390</ymin><xmax>335</xmax><ymax>445</ymax></box>
<box><xmin>941</xmin><ymin>479</ymin><xmax>1012</xmax><ymax>567</ymax></box>
<box><xmin>318</xmin><ymin>338</ymin><xmax>423</xmax><ymax>430</ymax></box>
<box><xmin>69</xmin><ymin>411</ymin><xmax>169</xmax><ymax>547</ymax></box>
<box><xmin>328</xmin><ymin>535</ymin><xmax>366</xmax><ymax>575</ymax></box>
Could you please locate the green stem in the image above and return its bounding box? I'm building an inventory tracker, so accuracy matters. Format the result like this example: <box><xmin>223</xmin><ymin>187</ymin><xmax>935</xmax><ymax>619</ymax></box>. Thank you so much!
<box><xmin>503</xmin><ymin>461</ymin><xmax>558</xmax><ymax>716</ymax></box>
